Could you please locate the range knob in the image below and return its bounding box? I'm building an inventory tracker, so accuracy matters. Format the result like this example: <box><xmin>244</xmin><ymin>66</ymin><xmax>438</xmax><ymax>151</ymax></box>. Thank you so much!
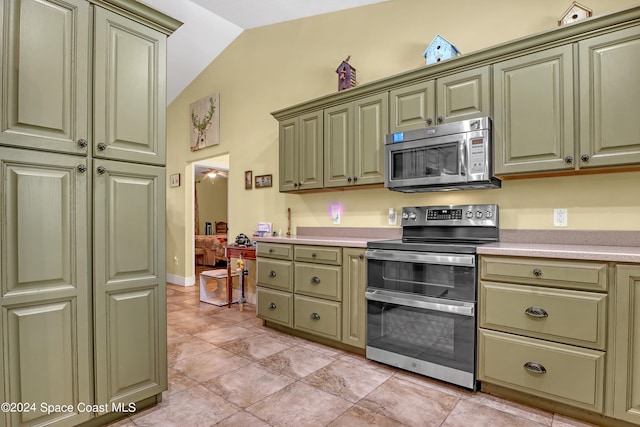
<box><xmin>466</xmin><ymin>210</ymin><xmax>474</xmax><ymax>219</ymax></box>
<box><xmin>408</xmin><ymin>212</ymin><xmax>417</xmax><ymax>220</ymax></box>
<box><xmin>485</xmin><ymin>211</ymin><xmax>493</xmax><ymax>219</ymax></box>
<box><xmin>402</xmin><ymin>212</ymin><xmax>409</xmax><ymax>220</ymax></box>
<box><xmin>476</xmin><ymin>211</ymin><xmax>483</xmax><ymax>219</ymax></box>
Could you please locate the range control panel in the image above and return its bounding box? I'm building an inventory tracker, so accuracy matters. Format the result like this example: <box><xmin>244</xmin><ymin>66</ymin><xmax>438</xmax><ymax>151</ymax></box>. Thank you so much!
<box><xmin>402</xmin><ymin>204</ymin><xmax>498</xmax><ymax>227</ymax></box>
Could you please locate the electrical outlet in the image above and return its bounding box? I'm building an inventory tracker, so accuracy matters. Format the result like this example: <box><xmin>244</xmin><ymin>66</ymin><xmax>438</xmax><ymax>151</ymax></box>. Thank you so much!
<box><xmin>554</xmin><ymin>209</ymin><xmax>568</xmax><ymax>227</ymax></box>
<box><xmin>174</xmin><ymin>255</ymin><xmax>179</xmax><ymax>266</ymax></box>
<box><xmin>388</xmin><ymin>208</ymin><xmax>397</xmax><ymax>225</ymax></box>
<box><xmin>330</xmin><ymin>204</ymin><xmax>341</xmax><ymax>225</ymax></box>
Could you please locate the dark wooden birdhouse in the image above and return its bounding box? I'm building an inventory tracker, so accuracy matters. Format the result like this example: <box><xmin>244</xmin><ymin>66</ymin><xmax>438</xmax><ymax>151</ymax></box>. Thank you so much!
<box><xmin>336</xmin><ymin>56</ymin><xmax>356</xmax><ymax>91</ymax></box>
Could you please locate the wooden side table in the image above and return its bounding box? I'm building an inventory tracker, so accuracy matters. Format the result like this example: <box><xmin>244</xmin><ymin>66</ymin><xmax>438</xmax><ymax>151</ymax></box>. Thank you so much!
<box><xmin>225</xmin><ymin>245</ymin><xmax>256</xmax><ymax>308</ymax></box>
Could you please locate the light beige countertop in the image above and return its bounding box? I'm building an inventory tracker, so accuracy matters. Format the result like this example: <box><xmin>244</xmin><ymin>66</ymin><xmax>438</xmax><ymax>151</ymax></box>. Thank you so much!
<box><xmin>253</xmin><ymin>226</ymin><xmax>401</xmax><ymax>249</ymax></box>
<box><xmin>479</xmin><ymin>242</ymin><xmax>640</xmax><ymax>263</ymax></box>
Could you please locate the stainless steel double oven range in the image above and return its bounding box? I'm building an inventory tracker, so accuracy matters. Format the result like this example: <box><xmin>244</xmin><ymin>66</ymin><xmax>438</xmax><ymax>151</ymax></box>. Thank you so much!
<box><xmin>365</xmin><ymin>204</ymin><xmax>499</xmax><ymax>390</ymax></box>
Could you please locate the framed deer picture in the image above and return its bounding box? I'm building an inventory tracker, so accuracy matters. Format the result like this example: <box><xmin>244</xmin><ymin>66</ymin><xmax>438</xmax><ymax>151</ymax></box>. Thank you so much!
<box><xmin>189</xmin><ymin>93</ymin><xmax>220</xmax><ymax>151</ymax></box>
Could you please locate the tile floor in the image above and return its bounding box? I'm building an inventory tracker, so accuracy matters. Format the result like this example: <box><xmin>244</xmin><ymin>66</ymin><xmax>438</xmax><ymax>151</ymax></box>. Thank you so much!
<box><xmin>109</xmin><ymin>274</ymin><xmax>597</xmax><ymax>427</ymax></box>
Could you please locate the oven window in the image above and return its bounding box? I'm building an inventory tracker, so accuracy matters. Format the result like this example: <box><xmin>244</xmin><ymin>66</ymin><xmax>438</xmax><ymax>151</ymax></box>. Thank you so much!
<box><xmin>367</xmin><ymin>300</ymin><xmax>475</xmax><ymax>373</ymax></box>
<box><xmin>367</xmin><ymin>258</ymin><xmax>476</xmax><ymax>301</ymax></box>
<box><xmin>391</xmin><ymin>142</ymin><xmax>459</xmax><ymax>180</ymax></box>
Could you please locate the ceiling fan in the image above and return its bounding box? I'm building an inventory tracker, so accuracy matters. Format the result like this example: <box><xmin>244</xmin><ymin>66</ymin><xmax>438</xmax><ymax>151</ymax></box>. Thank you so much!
<box><xmin>201</xmin><ymin>168</ymin><xmax>228</xmax><ymax>180</ymax></box>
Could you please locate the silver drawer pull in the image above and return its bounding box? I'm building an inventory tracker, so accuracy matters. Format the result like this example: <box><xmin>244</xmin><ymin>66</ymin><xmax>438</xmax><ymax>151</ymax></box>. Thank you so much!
<box><xmin>310</xmin><ymin>312</ymin><xmax>320</xmax><ymax>320</ymax></box>
<box><xmin>268</xmin><ymin>302</ymin><xmax>277</xmax><ymax>310</ymax></box>
<box><xmin>523</xmin><ymin>362</ymin><xmax>547</xmax><ymax>374</ymax></box>
<box><xmin>311</xmin><ymin>276</ymin><xmax>321</xmax><ymax>285</ymax></box>
<box><xmin>525</xmin><ymin>306</ymin><xmax>548</xmax><ymax>318</ymax></box>
<box><xmin>532</xmin><ymin>268</ymin><xmax>543</xmax><ymax>277</ymax></box>
<box><xmin>268</xmin><ymin>270</ymin><xmax>276</xmax><ymax>278</ymax></box>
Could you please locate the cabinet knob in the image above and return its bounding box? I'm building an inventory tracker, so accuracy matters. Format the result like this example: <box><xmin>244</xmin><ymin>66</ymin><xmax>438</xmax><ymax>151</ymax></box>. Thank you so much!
<box><xmin>581</xmin><ymin>154</ymin><xmax>590</xmax><ymax>162</ymax></box>
<box><xmin>268</xmin><ymin>302</ymin><xmax>277</xmax><ymax>310</ymax></box>
<box><xmin>268</xmin><ymin>270</ymin><xmax>277</xmax><ymax>278</ymax></box>
<box><xmin>97</xmin><ymin>142</ymin><xmax>107</xmax><ymax>151</ymax></box>
<box><xmin>293</xmin><ymin>183</ymin><xmax>298</xmax><ymax>188</ymax></box>
<box><xmin>347</xmin><ymin>177</ymin><xmax>352</xmax><ymax>183</ymax></box>
<box><xmin>532</xmin><ymin>268</ymin><xmax>542</xmax><ymax>277</ymax></box>
<box><xmin>426</xmin><ymin>118</ymin><xmax>433</xmax><ymax>125</ymax></box>
<box><xmin>76</xmin><ymin>164</ymin><xmax>87</xmax><ymax>174</ymax></box>
<box><xmin>353</xmin><ymin>176</ymin><xmax>358</xmax><ymax>182</ymax></box>
<box><xmin>523</xmin><ymin>361</ymin><xmax>547</xmax><ymax>374</ymax></box>
<box><xmin>310</xmin><ymin>312</ymin><xmax>321</xmax><ymax>320</ymax></box>
<box><xmin>564</xmin><ymin>156</ymin><xmax>573</xmax><ymax>164</ymax></box>
<box><xmin>359</xmin><ymin>253</ymin><xmax>364</xmax><ymax>260</ymax></box>
<box><xmin>311</xmin><ymin>253</ymin><xmax>317</xmax><ymax>258</ymax></box>
<box><xmin>437</xmin><ymin>116</ymin><xmax>444</xmax><ymax>124</ymax></box>
<box><xmin>524</xmin><ymin>306</ymin><xmax>548</xmax><ymax>318</ymax></box>
<box><xmin>96</xmin><ymin>166</ymin><xmax>107</xmax><ymax>175</ymax></box>
<box><xmin>77</xmin><ymin>138</ymin><xmax>88</xmax><ymax>149</ymax></box>
<box><xmin>311</xmin><ymin>276</ymin><xmax>321</xmax><ymax>285</ymax></box>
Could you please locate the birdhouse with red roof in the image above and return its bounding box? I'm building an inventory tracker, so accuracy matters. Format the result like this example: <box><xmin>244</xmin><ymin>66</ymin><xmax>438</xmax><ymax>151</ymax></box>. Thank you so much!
<box><xmin>336</xmin><ymin>56</ymin><xmax>356</xmax><ymax>91</ymax></box>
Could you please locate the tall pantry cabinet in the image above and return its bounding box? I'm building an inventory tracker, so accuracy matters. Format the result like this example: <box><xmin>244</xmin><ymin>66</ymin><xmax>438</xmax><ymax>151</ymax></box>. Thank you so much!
<box><xmin>0</xmin><ymin>1</ymin><xmax>180</xmax><ymax>426</ymax></box>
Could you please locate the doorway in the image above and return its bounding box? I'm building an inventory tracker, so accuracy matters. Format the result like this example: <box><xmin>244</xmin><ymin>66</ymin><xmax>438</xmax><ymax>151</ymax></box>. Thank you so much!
<box><xmin>192</xmin><ymin>155</ymin><xmax>229</xmax><ymax>275</ymax></box>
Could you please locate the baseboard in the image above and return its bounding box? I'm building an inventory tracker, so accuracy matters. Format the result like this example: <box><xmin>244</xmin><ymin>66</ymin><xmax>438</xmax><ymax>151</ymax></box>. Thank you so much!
<box><xmin>166</xmin><ymin>273</ymin><xmax>195</xmax><ymax>287</ymax></box>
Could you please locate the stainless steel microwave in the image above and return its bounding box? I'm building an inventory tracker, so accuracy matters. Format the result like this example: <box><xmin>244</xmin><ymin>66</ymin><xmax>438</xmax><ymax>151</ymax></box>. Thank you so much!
<box><xmin>384</xmin><ymin>117</ymin><xmax>500</xmax><ymax>192</ymax></box>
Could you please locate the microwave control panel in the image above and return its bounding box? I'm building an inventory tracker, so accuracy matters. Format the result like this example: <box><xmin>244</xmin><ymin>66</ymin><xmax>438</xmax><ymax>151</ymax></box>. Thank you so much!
<box><xmin>469</xmin><ymin>137</ymin><xmax>487</xmax><ymax>174</ymax></box>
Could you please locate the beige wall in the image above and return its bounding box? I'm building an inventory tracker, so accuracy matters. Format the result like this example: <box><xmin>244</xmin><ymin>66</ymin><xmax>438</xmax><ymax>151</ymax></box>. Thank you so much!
<box><xmin>196</xmin><ymin>176</ymin><xmax>228</xmax><ymax>235</ymax></box>
<box><xmin>165</xmin><ymin>0</ymin><xmax>640</xmax><ymax>283</ymax></box>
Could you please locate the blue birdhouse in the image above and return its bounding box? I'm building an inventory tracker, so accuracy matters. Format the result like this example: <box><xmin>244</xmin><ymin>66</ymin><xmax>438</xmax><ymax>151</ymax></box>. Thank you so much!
<box><xmin>423</xmin><ymin>34</ymin><xmax>460</xmax><ymax>65</ymax></box>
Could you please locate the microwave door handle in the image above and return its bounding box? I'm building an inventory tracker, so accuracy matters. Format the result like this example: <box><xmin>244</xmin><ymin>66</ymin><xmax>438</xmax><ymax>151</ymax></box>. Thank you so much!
<box><xmin>460</xmin><ymin>141</ymin><xmax>468</xmax><ymax>176</ymax></box>
<box><xmin>365</xmin><ymin>289</ymin><xmax>474</xmax><ymax>316</ymax></box>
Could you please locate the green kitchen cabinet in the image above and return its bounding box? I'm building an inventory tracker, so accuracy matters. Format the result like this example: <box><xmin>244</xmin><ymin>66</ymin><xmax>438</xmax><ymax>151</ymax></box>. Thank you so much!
<box><xmin>0</xmin><ymin>0</ymin><xmax>90</xmax><ymax>156</ymax></box>
<box><xmin>342</xmin><ymin>248</ymin><xmax>367</xmax><ymax>349</ymax></box>
<box><xmin>278</xmin><ymin>111</ymin><xmax>323</xmax><ymax>192</ymax></box>
<box><xmin>93</xmin><ymin>159</ymin><xmax>167</xmax><ymax>408</ymax></box>
<box><xmin>0</xmin><ymin>147</ymin><xmax>92</xmax><ymax>427</ymax></box>
<box><xmin>324</xmin><ymin>93</ymin><xmax>388</xmax><ymax>188</ymax></box>
<box><xmin>611</xmin><ymin>265</ymin><xmax>640</xmax><ymax>424</ymax></box>
<box><xmin>389</xmin><ymin>66</ymin><xmax>490</xmax><ymax>134</ymax></box>
<box><xmin>578</xmin><ymin>26</ymin><xmax>640</xmax><ymax>169</ymax></box>
<box><xmin>493</xmin><ymin>45</ymin><xmax>575</xmax><ymax>175</ymax></box>
<box><xmin>93</xmin><ymin>7</ymin><xmax>167</xmax><ymax>166</ymax></box>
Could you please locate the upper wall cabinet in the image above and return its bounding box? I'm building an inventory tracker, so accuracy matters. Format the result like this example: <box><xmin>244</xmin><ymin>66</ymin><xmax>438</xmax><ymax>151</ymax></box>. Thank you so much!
<box><xmin>493</xmin><ymin>46</ymin><xmax>575</xmax><ymax>175</ymax></box>
<box><xmin>578</xmin><ymin>26</ymin><xmax>640</xmax><ymax>169</ymax></box>
<box><xmin>279</xmin><ymin>111</ymin><xmax>323</xmax><ymax>192</ymax></box>
<box><xmin>0</xmin><ymin>0</ymin><xmax>90</xmax><ymax>155</ymax></box>
<box><xmin>495</xmin><ymin>25</ymin><xmax>640</xmax><ymax>176</ymax></box>
<box><xmin>324</xmin><ymin>93</ymin><xmax>388</xmax><ymax>188</ymax></box>
<box><xmin>389</xmin><ymin>66</ymin><xmax>490</xmax><ymax>134</ymax></box>
<box><xmin>94</xmin><ymin>8</ymin><xmax>167</xmax><ymax>166</ymax></box>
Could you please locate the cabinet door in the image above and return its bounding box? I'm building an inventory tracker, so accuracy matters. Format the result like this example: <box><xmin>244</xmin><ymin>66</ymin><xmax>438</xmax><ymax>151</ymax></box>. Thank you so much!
<box><xmin>0</xmin><ymin>0</ymin><xmax>89</xmax><ymax>155</ymax></box>
<box><xmin>324</xmin><ymin>103</ymin><xmax>352</xmax><ymax>188</ymax></box>
<box><xmin>612</xmin><ymin>265</ymin><xmax>640</xmax><ymax>424</ymax></box>
<box><xmin>278</xmin><ymin>117</ymin><xmax>298</xmax><ymax>192</ymax></box>
<box><xmin>437</xmin><ymin>66</ymin><xmax>490</xmax><ymax>124</ymax></box>
<box><xmin>342</xmin><ymin>248</ymin><xmax>366</xmax><ymax>349</ymax></box>
<box><xmin>353</xmin><ymin>93</ymin><xmax>387</xmax><ymax>186</ymax></box>
<box><xmin>298</xmin><ymin>111</ymin><xmax>323</xmax><ymax>190</ymax></box>
<box><xmin>94</xmin><ymin>8</ymin><xmax>167</xmax><ymax>165</ymax></box>
<box><xmin>579</xmin><ymin>27</ymin><xmax>640</xmax><ymax>168</ymax></box>
<box><xmin>0</xmin><ymin>147</ymin><xmax>92</xmax><ymax>426</ymax></box>
<box><xmin>389</xmin><ymin>80</ymin><xmax>435</xmax><ymax>133</ymax></box>
<box><xmin>93</xmin><ymin>159</ymin><xmax>167</xmax><ymax>407</ymax></box>
<box><xmin>493</xmin><ymin>45</ymin><xmax>575</xmax><ymax>175</ymax></box>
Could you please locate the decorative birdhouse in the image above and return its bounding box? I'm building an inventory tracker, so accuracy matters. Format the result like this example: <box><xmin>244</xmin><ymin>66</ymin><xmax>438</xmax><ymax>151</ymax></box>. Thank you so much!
<box><xmin>423</xmin><ymin>34</ymin><xmax>460</xmax><ymax>65</ymax></box>
<box><xmin>336</xmin><ymin>56</ymin><xmax>356</xmax><ymax>91</ymax></box>
<box><xmin>558</xmin><ymin>2</ymin><xmax>592</xmax><ymax>26</ymax></box>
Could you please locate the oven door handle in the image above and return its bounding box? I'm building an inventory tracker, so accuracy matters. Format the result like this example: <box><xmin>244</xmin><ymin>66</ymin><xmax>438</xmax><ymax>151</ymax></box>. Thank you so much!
<box><xmin>365</xmin><ymin>289</ymin><xmax>475</xmax><ymax>316</ymax></box>
<box><xmin>365</xmin><ymin>249</ymin><xmax>475</xmax><ymax>267</ymax></box>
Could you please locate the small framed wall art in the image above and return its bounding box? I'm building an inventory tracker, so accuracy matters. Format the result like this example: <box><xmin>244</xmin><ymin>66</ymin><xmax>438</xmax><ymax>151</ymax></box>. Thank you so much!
<box><xmin>170</xmin><ymin>173</ymin><xmax>181</xmax><ymax>188</ymax></box>
<box><xmin>255</xmin><ymin>174</ymin><xmax>272</xmax><ymax>188</ymax></box>
<box><xmin>245</xmin><ymin>171</ymin><xmax>253</xmax><ymax>190</ymax></box>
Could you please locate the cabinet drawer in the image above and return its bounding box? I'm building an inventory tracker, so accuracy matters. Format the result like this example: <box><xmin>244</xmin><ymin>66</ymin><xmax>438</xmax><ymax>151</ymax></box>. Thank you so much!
<box><xmin>480</xmin><ymin>256</ymin><xmax>607</xmax><ymax>291</ymax></box>
<box><xmin>479</xmin><ymin>281</ymin><xmax>607</xmax><ymax>349</ymax></box>
<box><xmin>294</xmin><ymin>295</ymin><xmax>341</xmax><ymax>340</ymax></box>
<box><xmin>479</xmin><ymin>329</ymin><xmax>605</xmax><ymax>412</ymax></box>
<box><xmin>295</xmin><ymin>245</ymin><xmax>342</xmax><ymax>265</ymax></box>
<box><xmin>257</xmin><ymin>259</ymin><xmax>292</xmax><ymax>291</ymax></box>
<box><xmin>257</xmin><ymin>287</ymin><xmax>293</xmax><ymax>327</ymax></box>
<box><xmin>295</xmin><ymin>263</ymin><xmax>342</xmax><ymax>301</ymax></box>
<box><xmin>257</xmin><ymin>242</ymin><xmax>293</xmax><ymax>260</ymax></box>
